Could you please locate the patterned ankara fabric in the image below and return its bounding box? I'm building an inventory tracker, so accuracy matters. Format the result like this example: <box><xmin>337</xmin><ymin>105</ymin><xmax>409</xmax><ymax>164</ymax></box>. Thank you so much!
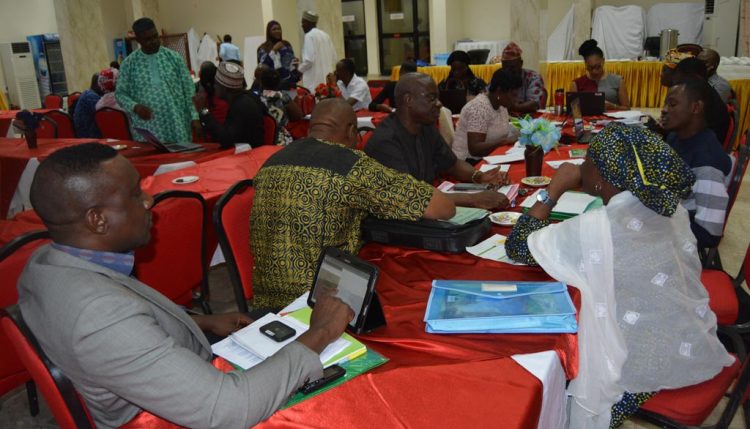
<box><xmin>589</xmin><ymin>122</ymin><xmax>695</xmax><ymax>216</ymax></box>
<box><xmin>116</xmin><ymin>47</ymin><xmax>198</xmax><ymax>144</ymax></box>
<box><xmin>609</xmin><ymin>392</ymin><xmax>654</xmax><ymax>428</ymax></box>
<box><xmin>250</xmin><ymin>138</ymin><xmax>433</xmax><ymax>309</ymax></box>
<box><xmin>260</xmin><ymin>90</ymin><xmax>294</xmax><ymax>145</ymax></box>
<box><xmin>516</xmin><ymin>69</ymin><xmax>545</xmax><ymax>106</ymax></box>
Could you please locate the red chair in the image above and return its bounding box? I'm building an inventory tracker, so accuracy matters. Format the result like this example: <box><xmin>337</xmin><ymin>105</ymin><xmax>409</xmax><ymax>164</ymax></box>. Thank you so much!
<box><xmin>700</xmin><ymin>138</ymin><xmax>749</xmax><ymax>269</ymax></box>
<box><xmin>723</xmin><ymin>101</ymin><xmax>736</xmax><ymax>152</ymax></box>
<box><xmin>36</xmin><ymin>116</ymin><xmax>57</xmax><ymax>138</ymax></box>
<box><xmin>702</xmin><ymin>242</ymin><xmax>750</xmax><ymax>360</ymax></box>
<box><xmin>0</xmin><ymin>309</ymin><xmax>95</xmax><ymax>429</ymax></box>
<box><xmin>95</xmin><ymin>107</ymin><xmax>133</xmax><ymax>140</ymax></box>
<box><xmin>43</xmin><ymin>94</ymin><xmax>63</xmax><ymax>109</ymax></box>
<box><xmin>44</xmin><ymin>110</ymin><xmax>75</xmax><ymax>138</ymax></box>
<box><xmin>369</xmin><ymin>86</ymin><xmax>385</xmax><ymax>101</ymax></box>
<box><xmin>635</xmin><ymin>353</ymin><xmax>750</xmax><ymax>429</ymax></box>
<box><xmin>134</xmin><ymin>191</ymin><xmax>211</xmax><ymax>313</ymax></box>
<box><xmin>213</xmin><ymin>179</ymin><xmax>255</xmax><ymax>313</ymax></box>
<box><xmin>367</xmin><ymin>79</ymin><xmax>390</xmax><ymax>88</ymax></box>
<box><xmin>294</xmin><ymin>86</ymin><xmax>315</xmax><ymax>116</ymax></box>
<box><xmin>262</xmin><ymin>113</ymin><xmax>277</xmax><ymax>146</ymax></box>
<box><xmin>0</xmin><ymin>230</ymin><xmax>50</xmax><ymax>413</ymax></box>
<box><xmin>356</xmin><ymin>126</ymin><xmax>375</xmax><ymax>151</ymax></box>
<box><xmin>66</xmin><ymin>92</ymin><xmax>81</xmax><ymax>115</ymax></box>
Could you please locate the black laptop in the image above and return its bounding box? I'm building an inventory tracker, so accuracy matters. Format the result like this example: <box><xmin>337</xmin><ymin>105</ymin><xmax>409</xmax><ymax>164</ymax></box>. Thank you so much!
<box><xmin>439</xmin><ymin>89</ymin><xmax>467</xmax><ymax>114</ymax></box>
<box><xmin>566</xmin><ymin>92</ymin><xmax>605</xmax><ymax>116</ymax></box>
<box><xmin>135</xmin><ymin>127</ymin><xmax>205</xmax><ymax>153</ymax></box>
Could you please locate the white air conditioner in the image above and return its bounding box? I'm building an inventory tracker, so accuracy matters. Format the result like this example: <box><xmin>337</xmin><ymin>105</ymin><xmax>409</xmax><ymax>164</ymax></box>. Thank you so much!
<box><xmin>703</xmin><ymin>0</ymin><xmax>741</xmax><ymax>56</ymax></box>
<box><xmin>0</xmin><ymin>42</ymin><xmax>42</xmax><ymax>109</ymax></box>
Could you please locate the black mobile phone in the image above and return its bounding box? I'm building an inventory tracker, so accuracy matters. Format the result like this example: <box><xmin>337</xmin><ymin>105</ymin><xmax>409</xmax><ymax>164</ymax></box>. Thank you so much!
<box><xmin>259</xmin><ymin>321</ymin><xmax>296</xmax><ymax>342</ymax></box>
<box><xmin>298</xmin><ymin>365</ymin><xmax>346</xmax><ymax>395</ymax></box>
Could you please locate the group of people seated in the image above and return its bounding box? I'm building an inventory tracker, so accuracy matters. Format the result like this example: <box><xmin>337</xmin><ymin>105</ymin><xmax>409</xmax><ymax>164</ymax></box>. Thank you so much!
<box><xmin>12</xmin><ymin>14</ymin><xmax>743</xmax><ymax>429</ymax></box>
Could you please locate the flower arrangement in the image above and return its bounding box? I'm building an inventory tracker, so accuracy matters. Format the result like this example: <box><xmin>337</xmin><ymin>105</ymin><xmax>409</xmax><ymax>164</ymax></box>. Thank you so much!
<box><xmin>314</xmin><ymin>83</ymin><xmax>341</xmax><ymax>101</ymax></box>
<box><xmin>511</xmin><ymin>115</ymin><xmax>561</xmax><ymax>154</ymax></box>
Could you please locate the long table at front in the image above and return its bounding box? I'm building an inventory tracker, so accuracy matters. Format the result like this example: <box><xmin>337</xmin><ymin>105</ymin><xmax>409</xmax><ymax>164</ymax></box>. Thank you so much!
<box><xmin>128</xmin><ymin>138</ymin><xmax>584</xmax><ymax>427</ymax></box>
<box><xmin>0</xmin><ymin>138</ymin><xmax>235</xmax><ymax>219</ymax></box>
<box><xmin>391</xmin><ymin>61</ymin><xmax>750</xmax><ymax>149</ymax></box>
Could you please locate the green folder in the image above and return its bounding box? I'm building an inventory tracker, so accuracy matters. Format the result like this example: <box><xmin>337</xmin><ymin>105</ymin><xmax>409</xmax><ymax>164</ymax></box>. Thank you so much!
<box><xmin>523</xmin><ymin>191</ymin><xmax>603</xmax><ymax>221</ymax></box>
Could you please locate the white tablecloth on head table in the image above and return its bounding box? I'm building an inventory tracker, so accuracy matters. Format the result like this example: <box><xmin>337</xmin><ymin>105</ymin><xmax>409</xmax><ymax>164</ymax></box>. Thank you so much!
<box><xmin>454</xmin><ymin>40</ymin><xmax>510</xmax><ymax>63</ymax></box>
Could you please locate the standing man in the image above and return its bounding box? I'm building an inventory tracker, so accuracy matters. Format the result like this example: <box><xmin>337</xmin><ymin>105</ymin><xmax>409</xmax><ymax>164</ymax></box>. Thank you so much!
<box><xmin>500</xmin><ymin>42</ymin><xmax>545</xmax><ymax>113</ymax></box>
<box><xmin>332</xmin><ymin>58</ymin><xmax>371</xmax><ymax>111</ymax></box>
<box><xmin>116</xmin><ymin>17</ymin><xmax>199</xmax><ymax>144</ymax></box>
<box><xmin>698</xmin><ymin>48</ymin><xmax>732</xmax><ymax>103</ymax></box>
<box><xmin>218</xmin><ymin>34</ymin><xmax>241</xmax><ymax>62</ymax></box>
<box><xmin>298</xmin><ymin>11</ymin><xmax>337</xmax><ymax>92</ymax></box>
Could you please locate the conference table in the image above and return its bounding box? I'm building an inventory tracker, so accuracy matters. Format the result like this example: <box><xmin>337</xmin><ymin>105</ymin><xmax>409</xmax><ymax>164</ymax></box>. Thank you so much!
<box><xmin>0</xmin><ymin>137</ymin><xmax>234</xmax><ymax>219</ymax></box>
<box><xmin>1</xmin><ymin>119</ymin><xmax>596</xmax><ymax>428</ymax></box>
<box><xmin>0</xmin><ymin>109</ymin><xmax>57</xmax><ymax>137</ymax></box>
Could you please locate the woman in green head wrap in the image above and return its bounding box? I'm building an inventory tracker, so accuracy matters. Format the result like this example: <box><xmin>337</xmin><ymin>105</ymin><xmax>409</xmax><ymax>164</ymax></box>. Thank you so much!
<box><xmin>506</xmin><ymin>123</ymin><xmax>733</xmax><ymax>429</ymax></box>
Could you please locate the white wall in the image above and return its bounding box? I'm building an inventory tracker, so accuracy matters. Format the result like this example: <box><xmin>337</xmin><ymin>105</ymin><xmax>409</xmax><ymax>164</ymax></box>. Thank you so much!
<box><xmin>593</xmin><ymin>0</ymin><xmax>701</xmax><ymax>7</ymax></box>
<box><xmin>157</xmin><ymin>0</ymin><xmax>266</xmax><ymax>63</ymax></box>
<box><xmin>0</xmin><ymin>0</ymin><xmax>58</xmax><ymax>99</ymax></box>
<box><xmin>461</xmin><ymin>0</ymin><xmax>512</xmax><ymax>41</ymax></box>
<box><xmin>100</xmin><ymin>0</ymin><xmax>130</xmax><ymax>62</ymax></box>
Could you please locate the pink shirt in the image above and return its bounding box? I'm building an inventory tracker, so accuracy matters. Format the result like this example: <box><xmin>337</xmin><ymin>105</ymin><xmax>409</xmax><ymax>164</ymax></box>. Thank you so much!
<box><xmin>452</xmin><ymin>93</ymin><xmax>515</xmax><ymax>161</ymax></box>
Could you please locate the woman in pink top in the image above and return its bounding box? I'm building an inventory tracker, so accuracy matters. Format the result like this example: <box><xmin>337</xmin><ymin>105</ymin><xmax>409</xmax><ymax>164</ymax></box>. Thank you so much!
<box><xmin>452</xmin><ymin>68</ymin><xmax>521</xmax><ymax>162</ymax></box>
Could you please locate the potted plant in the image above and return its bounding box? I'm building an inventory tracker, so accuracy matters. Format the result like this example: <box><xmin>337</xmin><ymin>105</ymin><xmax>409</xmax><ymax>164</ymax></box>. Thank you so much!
<box><xmin>512</xmin><ymin>115</ymin><xmax>561</xmax><ymax>177</ymax></box>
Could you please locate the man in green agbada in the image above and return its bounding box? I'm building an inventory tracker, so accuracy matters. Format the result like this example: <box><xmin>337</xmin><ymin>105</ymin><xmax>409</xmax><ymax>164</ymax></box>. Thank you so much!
<box><xmin>116</xmin><ymin>17</ymin><xmax>199</xmax><ymax>144</ymax></box>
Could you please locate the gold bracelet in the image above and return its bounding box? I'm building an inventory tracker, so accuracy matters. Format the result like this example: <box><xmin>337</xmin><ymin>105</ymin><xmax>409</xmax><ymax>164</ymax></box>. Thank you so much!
<box><xmin>471</xmin><ymin>169</ymin><xmax>482</xmax><ymax>184</ymax></box>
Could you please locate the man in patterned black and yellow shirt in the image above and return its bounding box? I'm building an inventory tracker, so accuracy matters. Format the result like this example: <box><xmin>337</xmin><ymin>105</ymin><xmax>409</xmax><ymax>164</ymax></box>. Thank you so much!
<box><xmin>250</xmin><ymin>99</ymin><xmax>455</xmax><ymax>309</ymax></box>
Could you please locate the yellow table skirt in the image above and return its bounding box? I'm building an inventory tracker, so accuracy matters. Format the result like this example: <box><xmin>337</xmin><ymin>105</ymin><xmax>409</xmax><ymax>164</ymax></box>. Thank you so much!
<box><xmin>391</xmin><ymin>61</ymin><xmax>749</xmax><ymax>148</ymax></box>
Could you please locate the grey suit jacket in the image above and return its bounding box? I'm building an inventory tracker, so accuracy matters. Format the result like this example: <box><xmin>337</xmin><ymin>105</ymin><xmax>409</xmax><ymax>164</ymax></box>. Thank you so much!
<box><xmin>18</xmin><ymin>245</ymin><xmax>323</xmax><ymax>429</ymax></box>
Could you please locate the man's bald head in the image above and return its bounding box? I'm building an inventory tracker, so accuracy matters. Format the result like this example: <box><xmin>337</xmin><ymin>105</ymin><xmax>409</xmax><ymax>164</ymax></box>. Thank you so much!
<box><xmin>394</xmin><ymin>72</ymin><xmax>433</xmax><ymax>105</ymax></box>
<box><xmin>31</xmin><ymin>143</ymin><xmax>119</xmax><ymax>227</ymax></box>
<box><xmin>308</xmin><ymin>98</ymin><xmax>357</xmax><ymax>147</ymax></box>
<box><xmin>697</xmin><ymin>48</ymin><xmax>720</xmax><ymax>76</ymax></box>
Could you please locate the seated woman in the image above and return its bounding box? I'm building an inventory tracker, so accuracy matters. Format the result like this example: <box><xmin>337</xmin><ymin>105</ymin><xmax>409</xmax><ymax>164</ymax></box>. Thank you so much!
<box><xmin>451</xmin><ymin>68</ymin><xmax>521</xmax><ymax>162</ymax></box>
<box><xmin>95</xmin><ymin>67</ymin><xmax>123</xmax><ymax>112</ymax></box>
<box><xmin>438</xmin><ymin>50</ymin><xmax>486</xmax><ymax>93</ymax></box>
<box><xmin>259</xmin><ymin>66</ymin><xmax>303</xmax><ymax>145</ymax></box>
<box><xmin>73</xmin><ymin>73</ymin><xmax>103</xmax><ymax>138</ymax></box>
<box><xmin>570</xmin><ymin>39</ymin><xmax>630</xmax><ymax>110</ymax></box>
<box><xmin>506</xmin><ymin>123</ymin><xmax>733</xmax><ymax>428</ymax></box>
<box><xmin>257</xmin><ymin>20</ymin><xmax>300</xmax><ymax>90</ymax></box>
<box><xmin>369</xmin><ymin>60</ymin><xmax>418</xmax><ymax>113</ymax></box>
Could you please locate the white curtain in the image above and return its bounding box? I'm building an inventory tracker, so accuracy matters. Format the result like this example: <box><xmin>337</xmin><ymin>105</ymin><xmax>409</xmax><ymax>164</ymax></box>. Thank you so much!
<box><xmin>646</xmin><ymin>3</ymin><xmax>705</xmax><ymax>45</ymax></box>
<box><xmin>547</xmin><ymin>5</ymin><xmax>576</xmax><ymax>61</ymax></box>
<box><xmin>187</xmin><ymin>28</ymin><xmax>201</xmax><ymax>73</ymax></box>
<box><xmin>591</xmin><ymin>6</ymin><xmax>646</xmax><ymax>60</ymax></box>
<box><xmin>196</xmin><ymin>34</ymin><xmax>218</xmax><ymax>67</ymax></box>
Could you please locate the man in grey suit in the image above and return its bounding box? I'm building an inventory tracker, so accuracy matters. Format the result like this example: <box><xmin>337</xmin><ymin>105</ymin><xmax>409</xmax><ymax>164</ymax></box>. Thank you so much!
<box><xmin>18</xmin><ymin>143</ymin><xmax>353</xmax><ymax>429</ymax></box>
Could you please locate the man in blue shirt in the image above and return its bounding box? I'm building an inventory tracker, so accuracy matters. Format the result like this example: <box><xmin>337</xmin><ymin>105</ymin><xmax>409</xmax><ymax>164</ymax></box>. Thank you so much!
<box><xmin>219</xmin><ymin>34</ymin><xmax>240</xmax><ymax>62</ymax></box>
<box><xmin>661</xmin><ymin>79</ymin><xmax>732</xmax><ymax>248</ymax></box>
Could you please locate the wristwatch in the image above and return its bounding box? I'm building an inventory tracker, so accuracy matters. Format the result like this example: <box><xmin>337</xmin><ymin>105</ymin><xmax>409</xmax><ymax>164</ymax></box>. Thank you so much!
<box><xmin>199</xmin><ymin>107</ymin><xmax>210</xmax><ymax>117</ymax></box>
<box><xmin>536</xmin><ymin>189</ymin><xmax>557</xmax><ymax>209</ymax></box>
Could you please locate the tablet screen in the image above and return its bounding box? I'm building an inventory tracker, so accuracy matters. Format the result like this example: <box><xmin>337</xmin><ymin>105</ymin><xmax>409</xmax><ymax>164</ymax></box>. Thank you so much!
<box><xmin>311</xmin><ymin>253</ymin><xmax>371</xmax><ymax>323</ymax></box>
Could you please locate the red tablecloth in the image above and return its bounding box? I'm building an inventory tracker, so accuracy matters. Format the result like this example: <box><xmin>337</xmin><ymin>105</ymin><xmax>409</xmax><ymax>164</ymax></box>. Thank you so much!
<box><xmin>0</xmin><ymin>138</ymin><xmax>232</xmax><ymax>218</ymax></box>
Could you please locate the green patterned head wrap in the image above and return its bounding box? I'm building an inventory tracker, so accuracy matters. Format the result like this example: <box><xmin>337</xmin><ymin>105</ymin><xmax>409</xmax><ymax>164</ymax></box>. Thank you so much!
<box><xmin>588</xmin><ymin>123</ymin><xmax>695</xmax><ymax>216</ymax></box>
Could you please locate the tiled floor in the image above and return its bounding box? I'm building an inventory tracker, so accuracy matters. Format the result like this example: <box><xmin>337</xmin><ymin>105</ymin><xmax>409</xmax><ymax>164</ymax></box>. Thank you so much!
<box><xmin>2</xmin><ymin>170</ymin><xmax>749</xmax><ymax>428</ymax></box>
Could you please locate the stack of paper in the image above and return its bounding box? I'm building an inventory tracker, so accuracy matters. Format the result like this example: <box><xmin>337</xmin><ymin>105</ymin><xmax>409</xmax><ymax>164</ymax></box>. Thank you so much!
<box><xmin>479</xmin><ymin>164</ymin><xmax>511</xmax><ymax>173</ymax></box>
<box><xmin>520</xmin><ymin>190</ymin><xmax>602</xmax><ymax>220</ymax></box>
<box><xmin>483</xmin><ymin>143</ymin><xmax>525</xmax><ymax>164</ymax></box>
<box><xmin>546</xmin><ymin>159</ymin><xmax>585</xmax><ymax>169</ymax></box>
<box><xmin>444</xmin><ymin>207</ymin><xmax>490</xmax><ymax>225</ymax></box>
<box><xmin>466</xmin><ymin>234</ymin><xmax>525</xmax><ymax>265</ymax></box>
<box><xmin>212</xmin><ymin>307</ymin><xmax>367</xmax><ymax>370</ymax></box>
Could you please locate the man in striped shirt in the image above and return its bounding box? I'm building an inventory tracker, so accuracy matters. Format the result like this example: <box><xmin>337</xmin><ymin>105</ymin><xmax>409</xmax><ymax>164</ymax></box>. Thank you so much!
<box><xmin>661</xmin><ymin>79</ymin><xmax>732</xmax><ymax>248</ymax></box>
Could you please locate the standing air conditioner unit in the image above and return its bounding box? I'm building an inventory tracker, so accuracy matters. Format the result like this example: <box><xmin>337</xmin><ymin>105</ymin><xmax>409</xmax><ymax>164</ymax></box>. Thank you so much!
<box><xmin>703</xmin><ymin>0</ymin><xmax>741</xmax><ymax>56</ymax></box>
<box><xmin>0</xmin><ymin>42</ymin><xmax>42</xmax><ymax>109</ymax></box>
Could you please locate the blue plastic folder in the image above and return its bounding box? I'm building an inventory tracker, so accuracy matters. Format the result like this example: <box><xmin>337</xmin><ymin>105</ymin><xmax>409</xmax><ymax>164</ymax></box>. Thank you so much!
<box><xmin>423</xmin><ymin>281</ymin><xmax>578</xmax><ymax>334</ymax></box>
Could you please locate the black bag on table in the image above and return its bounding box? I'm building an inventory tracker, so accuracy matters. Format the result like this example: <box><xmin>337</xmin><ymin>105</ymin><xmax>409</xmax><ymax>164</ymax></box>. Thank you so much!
<box><xmin>360</xmin><ymin>216</ymin><xmax>491</xmax><ymax>254</ymax></box>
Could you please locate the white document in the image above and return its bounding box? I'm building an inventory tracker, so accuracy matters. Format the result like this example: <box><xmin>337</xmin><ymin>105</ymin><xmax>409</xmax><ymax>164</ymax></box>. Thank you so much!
<box><xmin>606</xmin><ymin>110</ymin><xmax>643</xmax><ymax>120</ymax></box>
<box><xmin>521</xmin><ymin>190</ymin><xmax>597</xmax><ymax>215</ymax></box>
<box><xmin>483</xmin><ymin>151</ymin><xmax>525</xmax><ymax>164</ymax></box>
<box><xmin>479</xmin><ymin>164</ymin><xmax>510</xmax><ymax>173</ymax></box>
<box><xmin>212</xmin><ymin>312</ymin><xmax>350</xmax><ymax>369</ymax></box>
<box><xmin>466</xmin><ymin>234</ymin><xmax>526</xmax><ymax>265</ymax></box>
<box><xmin>546</xmin><ymin>159</ymin><xmax>585</xmax><ymax>169</ymax></box>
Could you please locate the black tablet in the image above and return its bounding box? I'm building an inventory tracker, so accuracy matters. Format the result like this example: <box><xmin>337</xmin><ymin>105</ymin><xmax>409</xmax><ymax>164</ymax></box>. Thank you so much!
<box><xmin>307</xmin><ymin>247</ymin><xmax>383</xmax><ymax>334</ymax></box>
